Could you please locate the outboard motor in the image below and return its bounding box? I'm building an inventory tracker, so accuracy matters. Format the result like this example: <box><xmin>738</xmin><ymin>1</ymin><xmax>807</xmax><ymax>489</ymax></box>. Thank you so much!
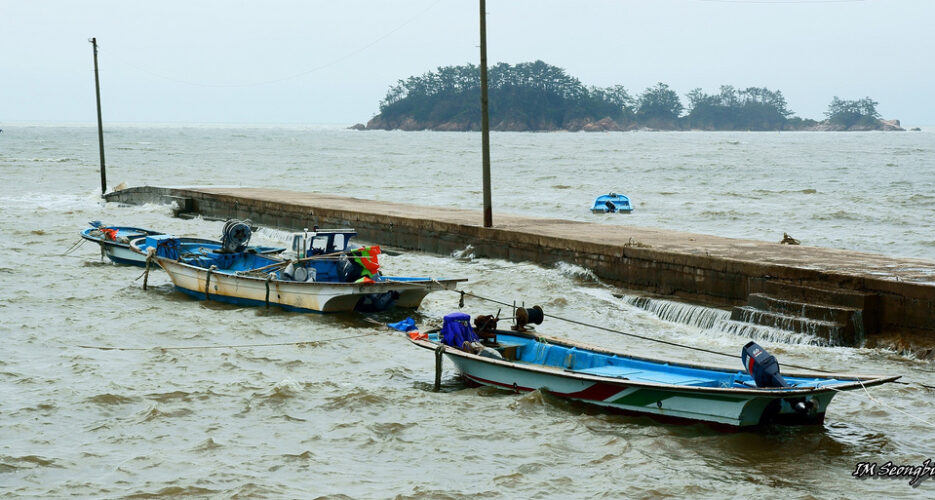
<box><xmin>220</xmin><ymin>219</ymin><xmax>251</xmax><ymax>253</ymax></box>
<box><xmin>741</xmin><ymin>341</ymin><xmax>789</xmax><ymax>388</ymax></box>
<box><xmin>741</xmin><ymin>341</ymin><xmax>811</xmax><ymax>414</ymax></box>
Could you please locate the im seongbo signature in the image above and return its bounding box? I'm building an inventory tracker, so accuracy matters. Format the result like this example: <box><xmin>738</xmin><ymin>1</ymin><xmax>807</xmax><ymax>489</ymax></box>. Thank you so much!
<box><xmin>852</xmin><ymin>459</ymin><xmax>935</xmax><ymax>488</ymax></box>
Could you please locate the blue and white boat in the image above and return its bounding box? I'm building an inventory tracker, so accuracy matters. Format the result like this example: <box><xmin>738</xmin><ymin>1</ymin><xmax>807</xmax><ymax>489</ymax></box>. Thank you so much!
<box><xmin>133</xmin><ymin>225</ymin><xmax>465</xmax><ymax>313</ymax></box>
<box><xmin>409</xmin><ymin>312</ymin><xmax>898</xmax><ymax>427</ymax></box>
<box><xmin>80</xmin><ymin>221</ymin><xmax>166</xmax><ymax>266</ymax></box>
<box><xmin>81</xmin><ymin>221</ymin><xmax>283</xmax><ymax>267</ymax></box>
<box><xmin>591</xmin><ymin>193</ymin><xmax>633</xmax><ymax>213</ymax></box>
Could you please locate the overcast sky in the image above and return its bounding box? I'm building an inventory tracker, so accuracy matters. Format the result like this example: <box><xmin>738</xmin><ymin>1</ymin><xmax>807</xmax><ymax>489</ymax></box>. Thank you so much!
<box><xmin>3</xmin><ymin>0</ymin><xmax>933</xmax><ymax>126</ymax></box>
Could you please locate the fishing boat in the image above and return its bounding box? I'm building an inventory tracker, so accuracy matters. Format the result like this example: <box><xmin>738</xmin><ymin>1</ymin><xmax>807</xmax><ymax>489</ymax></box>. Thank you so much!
<box><xmin>133</xmin><ymin>225</ymin><xmax>465</xmax><ymax>313</ymax></box>
<box><xmin>590</xmin><ymin>193</ymin><xmax>633</xmax><ymax>213</ymax></box>
<box><xmin>81</xmin><ymin>221</ymin><xmax>283</xmax><ymax>267</ymax></box>
<box><xmin>80</xmin><ymin>221</ymin><xmax>165</xmax><ymax>266</ymax></box>
<box><xmin>408</xmin><ymin>310</ymin><xmax>898</xmax><ymax>427</ymax></box>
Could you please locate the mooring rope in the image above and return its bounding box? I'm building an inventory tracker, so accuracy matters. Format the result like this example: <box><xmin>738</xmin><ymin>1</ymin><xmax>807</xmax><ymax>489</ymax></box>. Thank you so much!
<box><xmin>75</xmin><ymin>332</ymin><xmax>379</xmax><ymax>352</ymax></box>
<box><xmin>458</xmin><ymin>290</ymin><xmax>742</xmax><ymax>361</ymax></box>
<box><xmin>62</xmin><ymin>238</ymin><xmax>87</xmax><ymax>255</ymax></box>
<box><xmin>454</xmin><ymin>289</ymin><xmax>935</xmax><ymax>390</ymax></box>
<box><xmin>826</xmin><ymin>378</ymin><xmax>935</xmax><ymax>430</ymax></box>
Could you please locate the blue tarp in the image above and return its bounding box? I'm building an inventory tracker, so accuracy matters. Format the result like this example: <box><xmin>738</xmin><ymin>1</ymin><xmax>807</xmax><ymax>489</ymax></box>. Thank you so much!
<box><xmin>388</xmin><ymin>317</ymin><xmax>417</xmax><ymax>332</ymax></box>
<box><xmin>441</xmin><ymin>312</ymin><xmax>478</xmax><ymax>348</ymax></box>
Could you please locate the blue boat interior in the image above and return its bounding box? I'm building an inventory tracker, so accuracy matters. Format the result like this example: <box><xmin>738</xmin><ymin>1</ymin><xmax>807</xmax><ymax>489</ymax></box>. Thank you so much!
<box><xmin>591</xmin><ymin>193</ymin><xmax>633</xmax><ymax>213</ymax></box>
<box><xmin>82</xmin><ymin>225</ymin><xmax>158</xmax><ymax>244</ymax></box>
<box><xmin>142</xmin><ymin>232</ymin><xmax>425</xmax><ymax>285</ymax></box>
<box><xmin>430</xmin><ymin>332</ymin><xmax>848</xmax><ymax>390</ymax></box>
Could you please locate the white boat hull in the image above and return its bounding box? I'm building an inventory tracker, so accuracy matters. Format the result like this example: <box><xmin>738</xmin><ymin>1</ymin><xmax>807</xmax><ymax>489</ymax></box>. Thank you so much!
<box><xmin>155</xmin><ymin>257</ymin><xmax>463</xmax><ymax>313</ymax></box>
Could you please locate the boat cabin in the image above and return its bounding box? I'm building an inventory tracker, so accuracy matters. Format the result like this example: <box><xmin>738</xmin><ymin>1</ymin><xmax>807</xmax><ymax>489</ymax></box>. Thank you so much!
<box><xmin>291</xmin><ymin>229</ymin><xmax>357</xmax><ymax>258</ymax></box>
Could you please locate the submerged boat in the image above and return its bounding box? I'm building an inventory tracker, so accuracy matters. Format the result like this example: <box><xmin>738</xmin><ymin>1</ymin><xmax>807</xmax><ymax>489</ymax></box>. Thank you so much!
<box><xmin>409</xmin><ymin>311</ymin><xmax>898</xmax><ymax>427</ymax></box>
<box><xmin>133</xmin><ymin>225</ymin><xmax>465</xmax><ymax>313</ymax></box>
<box><xmin>81</xmin><ymin>221</ymin><xmax>283</xmax><ymax>267</ymax></box>
<box><xmin>591</xmin><ymin>193</ymin><xmax>633</xmax><ymax>213</ymax></box>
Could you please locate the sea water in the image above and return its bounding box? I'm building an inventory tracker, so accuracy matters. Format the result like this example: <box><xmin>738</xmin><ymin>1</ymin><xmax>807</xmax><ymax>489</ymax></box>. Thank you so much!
<box><xmin>1</xmin><ymin>124</ymin><xmax>933</xmax><ymax>498</ymax></box>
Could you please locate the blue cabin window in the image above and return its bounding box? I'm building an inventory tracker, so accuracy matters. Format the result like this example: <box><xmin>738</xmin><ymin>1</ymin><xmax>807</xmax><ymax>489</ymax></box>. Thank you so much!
<box><xmin>310</xmin><ymin>235</ymin><xmax>330</xmax><ymax>254</ymax></box>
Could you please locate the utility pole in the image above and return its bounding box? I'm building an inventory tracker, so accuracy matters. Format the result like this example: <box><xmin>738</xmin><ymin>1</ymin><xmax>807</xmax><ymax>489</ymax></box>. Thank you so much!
<box><xmin>479</xmin><ymin>0</ymin><xmax>492</xmax><ymax>227</ymax></box>
<box><xmin>90</xmin><ymin>37</ymin><xmax>107</xmax><ymax>197</ymax></box>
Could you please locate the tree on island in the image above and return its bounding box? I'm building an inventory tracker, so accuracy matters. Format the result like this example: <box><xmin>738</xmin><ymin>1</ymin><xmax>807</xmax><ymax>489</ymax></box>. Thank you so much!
<box><xmin>362</xmin><ymin>60</ymin><xmax>899</xmax><ymax>132</ymax></box>
<box><xmin>685</xmin><ymin>85</ymin><xmax>793</xmax><ymax>130</ymax></box>
<box><xmin>825</xmin><ymin>96</ymin><xmax>882</xmax><ymax>129</ymax></box>
<box><xmin>636</xmin><ymin>83</ymin><xmax>683</xmax><ymax>129</ymax></box>
<box><xmin>373</xmin><ymin>61</ymin><xmax>634</xmax><ymax>131</ymax></box>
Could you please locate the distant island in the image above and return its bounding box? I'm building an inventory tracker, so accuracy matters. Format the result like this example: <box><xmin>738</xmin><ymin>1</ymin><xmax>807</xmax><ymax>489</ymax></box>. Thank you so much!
<box><xmin>356</xmin><ymin>61</ymin><xmax>903</xmax><ymax>132</ymax></box>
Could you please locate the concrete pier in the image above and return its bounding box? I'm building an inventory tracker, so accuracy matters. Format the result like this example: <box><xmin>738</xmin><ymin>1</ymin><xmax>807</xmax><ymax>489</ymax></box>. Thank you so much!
<box><xmin>106</xmin><ymin>186</ymin><xmax>935</xmax><ymax>348</ymax></box>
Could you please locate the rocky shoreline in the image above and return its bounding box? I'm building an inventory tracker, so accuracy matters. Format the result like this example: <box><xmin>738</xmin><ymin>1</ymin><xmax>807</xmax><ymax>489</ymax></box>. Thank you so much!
<box><xmin>353</xmin><ymin>116</ymin><xmax>905</xmax><ymax>132</ymax></box>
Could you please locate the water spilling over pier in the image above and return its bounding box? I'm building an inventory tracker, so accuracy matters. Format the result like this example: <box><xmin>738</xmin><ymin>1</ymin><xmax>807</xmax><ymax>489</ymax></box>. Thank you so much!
<box><xmin>107</xmin><ymin>185</ymin><xmax>935</xmax><ymax>351</ymax></box>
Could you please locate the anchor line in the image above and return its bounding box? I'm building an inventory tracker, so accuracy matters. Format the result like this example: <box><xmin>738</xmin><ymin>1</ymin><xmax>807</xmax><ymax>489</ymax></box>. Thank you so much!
<box><xmin>62</xmin><ymin>238</ymin><xmax>86</xmax><ymax>255</ymax></box>
<box><xmin>454</xmin><ymin>290</ymin><xmax>935</xmax><ymax>389</ymax></box>
<box><xmin>458</xmin><ymin>290</ymin><xmax>743</xmax><ymax>361</ymax></box>
<box><xmin>826</xmin><ymin>378</ymin><xmax>935</xmax><ymax>430</ymax></box>
<box><xmin>74</xmin><ymin>332</ymin><xmax>380</xmax><ymax>351</ymax></box>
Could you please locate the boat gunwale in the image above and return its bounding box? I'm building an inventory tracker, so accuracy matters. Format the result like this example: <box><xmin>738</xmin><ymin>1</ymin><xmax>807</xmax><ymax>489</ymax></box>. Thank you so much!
<box><xmin>408</xmin><ymin>331</ymin><xmax>899</xmax><ymax>396</ymax></box>
<box><xmin>127</xmin><ymin>236</ymin><xmax>287</xmax><ymax>259</ymax></box>
<box><xmin>147</xmin><ymin>252</ymin><xmax>467</xmax><ymax>289</ymax></box>
<box><xmin>81</xmin><ymin>226</ymin><xmax>160</xmax><ymax>249</ymax></box>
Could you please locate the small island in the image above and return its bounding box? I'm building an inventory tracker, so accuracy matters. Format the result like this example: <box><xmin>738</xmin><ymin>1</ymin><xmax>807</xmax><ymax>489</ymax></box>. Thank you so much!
<box><xmin>359</xmin><ymin>61</ymin><xmax>902</xmax><ymax>132</ymax></box>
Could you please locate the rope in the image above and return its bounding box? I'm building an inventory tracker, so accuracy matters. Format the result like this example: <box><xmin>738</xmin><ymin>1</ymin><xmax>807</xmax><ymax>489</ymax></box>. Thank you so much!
<box><xmin>62</xmin><ymin>238</ymin><xmax>86</xmax><ymax>255</ymax></box>
<box><xmin>75</xmin><ymin>332</ymin><xmax>379</xmax><ymax>352</ymax></box>
<box><xmin>205</xmin><ymin>265</ymin><xmax>216</xmax><ymax>300</ymax></box>
<box><xmin>826</xmin><ymin>378</ymin><xmax>935</xmax><ymax>430</ymax></box>
<box><xmin>456</xmin><ymin>290</ymin><xmax>935</xmax><ymax>422</ymax></box>
<box><xmin>455</xmin><ymin>290</ymin><xmax>935</xmax><ymax>385</ymax></box>
<box><xmin>143</xmin><ymin>248</ymin><xmax>156</xmax><ymax>291</ymax></box>
<box><xmin>459</xmin><ymin>290</ymin><xmax>742</xmax><ymax>361</ymax></box>
<box><xmin>265</xmin><ymin>274</ymin><xmax>272</xmax><ymax>309</ymax></box>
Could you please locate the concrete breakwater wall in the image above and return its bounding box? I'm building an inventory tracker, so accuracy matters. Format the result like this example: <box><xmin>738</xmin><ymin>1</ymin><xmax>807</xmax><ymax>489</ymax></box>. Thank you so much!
<box><xmin>106</xmin><ymin>186</ymin><xmax>935</xmax><ymax>346</ymax></box>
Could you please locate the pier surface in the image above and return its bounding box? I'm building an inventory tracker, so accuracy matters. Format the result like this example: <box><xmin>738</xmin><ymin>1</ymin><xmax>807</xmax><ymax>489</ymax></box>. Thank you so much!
<box><xmin>107</xmin><ymin>186</ymin><xmax>935</xmax><ymax>347</ymax></box>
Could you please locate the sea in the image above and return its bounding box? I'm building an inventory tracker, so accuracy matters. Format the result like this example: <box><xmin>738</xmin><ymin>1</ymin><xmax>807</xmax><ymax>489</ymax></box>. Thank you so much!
<box><xmin>1</xmin><ymin>124</ymin><xmax>934</xmax><ymax>498</ymax></box>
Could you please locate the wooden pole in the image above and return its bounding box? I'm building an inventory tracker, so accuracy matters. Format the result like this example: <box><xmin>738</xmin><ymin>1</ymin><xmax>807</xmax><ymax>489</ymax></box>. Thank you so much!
<box><xmin>90</xmin><ymin>37</ymin><xmax>107</xmax><ymax>197</ymax></box>
<box><xmin>479</xmin><ymin>0</ymin><xmax>492</xmax><ymax>228</ymax></box>
<box><xmin>434</xmin><ymin>345</ymin><xmax>444</xmax><ymax>391</ymax></box>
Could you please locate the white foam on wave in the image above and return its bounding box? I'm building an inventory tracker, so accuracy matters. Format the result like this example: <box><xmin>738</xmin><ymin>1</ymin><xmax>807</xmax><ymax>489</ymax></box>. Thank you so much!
<box><xmin>553</xmin><ymin>261</ymin><xmax>603</xmax><ymax>284</ymax></box>
<box><xmin>450</xmin><ymin>245</ymin><xmax>475</xmax><ymax>261</ymax></box>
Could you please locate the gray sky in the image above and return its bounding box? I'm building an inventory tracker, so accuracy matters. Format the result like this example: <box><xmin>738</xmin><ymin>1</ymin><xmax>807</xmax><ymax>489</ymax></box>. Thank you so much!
<box><xmin>3</xmin><ymin>0</ymin><xmax>933</xmax><ymax>125</ymax></box>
